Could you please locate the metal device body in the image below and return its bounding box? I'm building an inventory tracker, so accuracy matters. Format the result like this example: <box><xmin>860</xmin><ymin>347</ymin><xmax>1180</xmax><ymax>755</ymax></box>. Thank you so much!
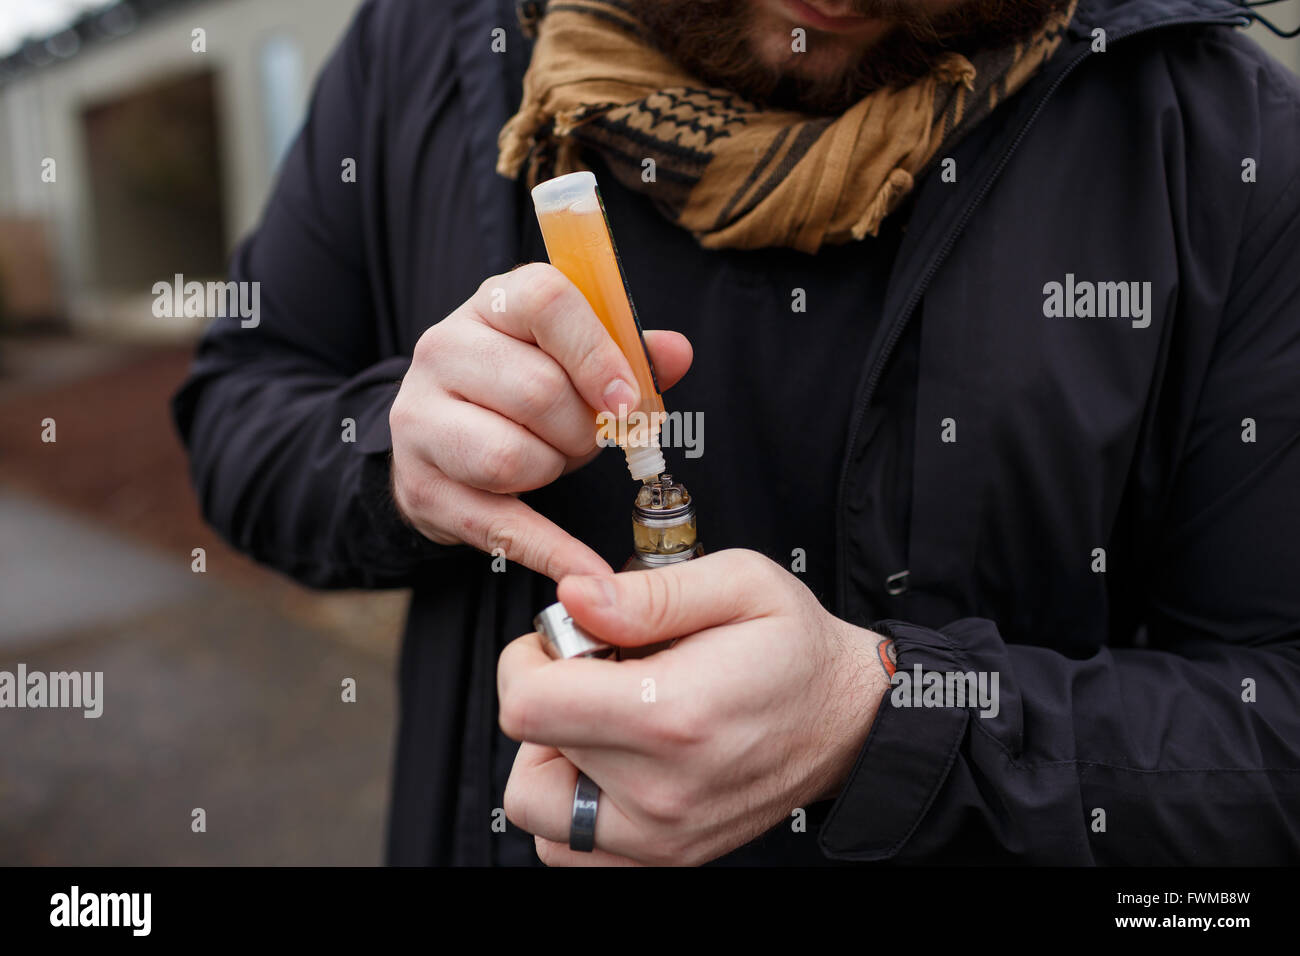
<box><xmin>533</xmin><ymin>603</ymin><xmax>614</xmax><ymax>660</ymax></box>
<box><xmin>622</xmin><ymin>541</ymin><xmax>704</xmax><ymax>571</ymax></box>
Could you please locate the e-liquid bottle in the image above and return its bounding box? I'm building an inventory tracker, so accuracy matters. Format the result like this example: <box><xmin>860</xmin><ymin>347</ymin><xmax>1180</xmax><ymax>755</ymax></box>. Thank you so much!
<box><xmin>531</xmin><ymin>170</ymin><xmax>666</xmax><ymax>482</ymax></box>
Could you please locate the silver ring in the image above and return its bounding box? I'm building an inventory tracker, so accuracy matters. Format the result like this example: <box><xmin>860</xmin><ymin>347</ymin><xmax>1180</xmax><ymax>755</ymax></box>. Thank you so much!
<box><xmin>570</xmin><ymin>772</ymin><xmax>599</xmax><ymax>853</ymax></box>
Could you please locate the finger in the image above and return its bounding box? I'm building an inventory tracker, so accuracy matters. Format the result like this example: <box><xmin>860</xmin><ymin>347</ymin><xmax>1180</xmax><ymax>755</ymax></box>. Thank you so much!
<box><xmin>497</xmin><ymin>632</ymin><xmax>653</xmax><ymax>749</ymax></box>
<box><xmin>560</xmin><ymin>444</ymin><xmax>603</xmax><ymax>477</ymax></box>
<box><xmin>641</xmin><ymin>329</ymin><xmax>693</xmax><ymax>393</ymax></box>
<box><xmin>405</xmin><ymin>463</ymin><xmax>611</xmax><ymax>580</ymax></box>
<box><xmin>496</xmin><ymin>631</ymin><xmax>553</xmax><ymax>723</ymax></box>
<box><xmin>502</xmin><ymin>743</ymin><xmax>646</xmax><ymax>860</ymax></box>
<box><xmin>471</xmin><ymin>263</ymin><xmax>641</xmax><ymax>416</ymax></box>
<box><xmin>534</xmin><ymin>836</ymin><xmax>644</xmax><ymax>867</ymax></box>
<box><xmin>426</xmin><ymin>399</ymin><xmax>567</xmax><ymax>494</ymax></box>
<box><xmin>557</xmin><ymin>550</ymin><xmax>782</xmax><ymax>649</ymax></box>
<box><xmin>436</xmin><ymin>322</ymin><xmax>596</xmax><ymax>458</ymax></box>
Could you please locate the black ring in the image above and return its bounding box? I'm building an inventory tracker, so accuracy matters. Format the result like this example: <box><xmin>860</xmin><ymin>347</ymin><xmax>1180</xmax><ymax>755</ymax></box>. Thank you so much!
<box><xmin>569</xmin><ymin>772</ymin><xmax>599</xmax><ymax>853</ymax></box>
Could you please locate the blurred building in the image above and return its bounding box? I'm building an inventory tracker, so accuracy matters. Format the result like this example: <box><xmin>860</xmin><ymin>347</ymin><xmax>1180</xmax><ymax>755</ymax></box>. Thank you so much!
<box><xmin>0</xmin><ymin>0</ymin><xmax>363</xmax><ymax>337</ymax></box>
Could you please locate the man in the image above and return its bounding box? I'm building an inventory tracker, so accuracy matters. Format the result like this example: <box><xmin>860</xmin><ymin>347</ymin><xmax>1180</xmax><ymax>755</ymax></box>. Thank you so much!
<box><xmin>172</xmin><ymin>0</ymin><xmax>1300</xmax><ymax>865</ymax></box>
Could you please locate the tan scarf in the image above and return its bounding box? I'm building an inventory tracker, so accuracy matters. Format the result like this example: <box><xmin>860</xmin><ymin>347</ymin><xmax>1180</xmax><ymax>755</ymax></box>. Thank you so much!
<box><xmin>498</xmin><ymin>0</ymin><xmax>1077</xmax><ymax>253</ymax></box>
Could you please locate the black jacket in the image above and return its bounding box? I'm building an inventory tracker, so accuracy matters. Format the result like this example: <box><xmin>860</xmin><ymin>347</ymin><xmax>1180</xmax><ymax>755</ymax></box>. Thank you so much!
<box><xmin>173</xmin><ymin>0</ymin><xmax>1300</xmax><ymax>864</ymax></box>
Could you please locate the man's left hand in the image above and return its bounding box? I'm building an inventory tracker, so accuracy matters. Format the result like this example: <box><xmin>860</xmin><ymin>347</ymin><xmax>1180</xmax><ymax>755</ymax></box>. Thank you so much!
<box><xmin>497</xmin><ymin>549</ymin><xmax>892</xmax><ymax>866</ymax></box>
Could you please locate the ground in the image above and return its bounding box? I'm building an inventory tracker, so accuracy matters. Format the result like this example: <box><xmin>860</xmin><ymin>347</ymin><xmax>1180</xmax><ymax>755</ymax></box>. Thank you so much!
<box><xmin>0</xmin><ymin>335</ymin><xmax>408</xmax><ymax>864</ymax></box>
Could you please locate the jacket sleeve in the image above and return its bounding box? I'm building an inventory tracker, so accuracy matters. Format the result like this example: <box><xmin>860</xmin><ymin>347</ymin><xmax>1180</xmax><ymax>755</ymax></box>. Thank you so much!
<box><xmin>819</xmin><ymin>42</ymin><xmax>1300</xmax><ymax>865</ymax></box>
<box><xmin>171</xmin><ymin>0</ymin><xmax>455</xmax><ymax>589</ymax></box>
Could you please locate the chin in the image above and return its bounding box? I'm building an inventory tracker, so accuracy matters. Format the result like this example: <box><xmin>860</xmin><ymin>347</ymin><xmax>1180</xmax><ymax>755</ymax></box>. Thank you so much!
<box><xmin>749</xmin><ymin>11</ymin><xmax>879</xmax><ymax>84</ymax></box>
<box><xmin>752</xmin><ymin>33</ymin><xmax>862</xmax><ymax>86</ymax></box>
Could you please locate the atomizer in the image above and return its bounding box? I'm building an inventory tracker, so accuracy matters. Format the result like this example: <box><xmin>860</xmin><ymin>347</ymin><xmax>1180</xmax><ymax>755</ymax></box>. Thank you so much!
<box><xmin>534</xmin><ymin>477</ymin><xmax>704</xmax><ymax>662</ymax></box>
<box><xmin>623</xmin><ymin>474</ymin><xmax>703</xmax><ymax>571</ymax></box>
<box><xmin>616</xmin><ymin>473</ymin><xmax>703</xmax><ymax>658</ymax></box>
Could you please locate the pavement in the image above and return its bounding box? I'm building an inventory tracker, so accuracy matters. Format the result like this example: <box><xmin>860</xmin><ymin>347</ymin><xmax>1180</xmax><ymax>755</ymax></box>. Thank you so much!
<box><xmin>0</xmin><ymin>335</ymin><xmax>409</xmax><ymax>865</ymax></box>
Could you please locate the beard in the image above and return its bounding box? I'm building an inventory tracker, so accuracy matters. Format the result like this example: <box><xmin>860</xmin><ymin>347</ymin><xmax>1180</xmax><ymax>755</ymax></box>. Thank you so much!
<box><xmin>636</xmin><ymin>0</ymin><xmax>1070</xmax><ymax>115</ymax></box>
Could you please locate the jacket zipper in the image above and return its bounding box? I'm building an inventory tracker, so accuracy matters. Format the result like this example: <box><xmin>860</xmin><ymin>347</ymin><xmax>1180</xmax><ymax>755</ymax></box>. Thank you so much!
<box><xmin>832</xmin><ymin>11</ymin><xmax>1249</xmax><ymax>619</ymax></box>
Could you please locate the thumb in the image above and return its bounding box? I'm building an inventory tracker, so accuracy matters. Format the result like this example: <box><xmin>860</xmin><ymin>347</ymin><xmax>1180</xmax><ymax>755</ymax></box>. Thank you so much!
<box><xmin>557</xmin><ymin>550</ymin><xmax>774</xmax><ymax>648</ymax></box>
<box><xmin>642</xmin><ymin>329</ymin><xmax>693</xmax><ymax>392</ymax></box>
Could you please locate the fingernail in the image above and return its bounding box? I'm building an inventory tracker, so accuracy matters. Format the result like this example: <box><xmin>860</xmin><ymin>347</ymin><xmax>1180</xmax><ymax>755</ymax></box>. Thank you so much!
<box><xmin>602</xmin><ymin>378</ymin><xmax>637</xmax><ymax>416</ymax></box>
<box><xmin>572</xmin><ymin>575</ymin><xmax>616</xmax><ymax>608</ymax></box>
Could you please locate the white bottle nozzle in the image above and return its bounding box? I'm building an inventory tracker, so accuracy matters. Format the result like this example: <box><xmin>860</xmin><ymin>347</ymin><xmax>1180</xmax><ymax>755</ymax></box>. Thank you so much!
<box><xmin>623</xmin><ymin>440</ymin><xmax>666</xmax><ymax>483</ymax></box>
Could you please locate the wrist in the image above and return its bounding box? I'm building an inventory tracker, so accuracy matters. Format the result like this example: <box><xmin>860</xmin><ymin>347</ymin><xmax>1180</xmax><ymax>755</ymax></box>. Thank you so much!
<box><xmin>815</xmin><ymin>623</ymin><xmax>893</xmax><ymax>803</ymax></box>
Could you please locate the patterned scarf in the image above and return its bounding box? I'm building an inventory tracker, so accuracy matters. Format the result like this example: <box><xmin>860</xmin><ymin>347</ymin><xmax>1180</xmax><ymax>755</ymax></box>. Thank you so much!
<box><xmin>498</xmin><ymin>0</ymin><xmax>1077</xmax><ymax>253</ymax></box>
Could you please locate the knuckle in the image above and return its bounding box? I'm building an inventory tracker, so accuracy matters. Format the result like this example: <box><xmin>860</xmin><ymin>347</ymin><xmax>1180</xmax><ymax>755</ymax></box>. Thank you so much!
<box><xmin>753</xmin><ymin>552</ymin><xmax>788</xmax><ymax>590</ymax></box>
<box><xmin>411</xmin><ymin>320</ymin><xmax>449</xmax><ymax>368</ymax></box>
<box><xmin>390</xmin><ymin>385</ymin><xmax>437</xmax><ymax>440</ymax></box>
<box><xmin>658</xmin><ymin>830</ymin><xmax>698</xmax><ymax>867</ymax></box>
<box><xmin>753</xmin><ymin>553</ymin><xmax>795</xmax><ymax>609</ymax></box>
<box><xmin>502</xmin><ymin>772</ymin><xmax>529</xmax><ymax>830</ymax></box>
<box><xmin>638</xmin><ymin>777</ymin><xmax>690</xmax><ymax>826</ymax></box>
<box><xmin>535</xmin><ymin>836</ymin><xmax>559</xmax><ymax>866</ymax></box>
<box><xmin>639</xmin><ymin>843</ymin><xmax>675</xmax><ymax>867</ymax></box>
<box><xmin>569</xmin><ymin>341</ymin><xmax>612</xmax><ymax>389</ymax></box>
<box><xmin>517</xmin><ymin>262</ymin><xmax>573</xmax><ymax>319</ymax></box>
<box><xmin>497</xmin><ymin>693</ymin><xmax>526</xmax><ymax>742</ymax></box>
<box><xmin>538</xmin><ymin>550</ymin><xmax>565</xmax><ymax>585</ymax></box>
<box><xmin>717</xmin><ymin>549</ymin><xmax>786</xmax><ymax>614</ymax></box>
<box><xmin>466</xmin><ymin>326</ymin><xmax>507</xmax><ymax>373</ymax></box>
<box><xmin>514</xmin><ymin>363</ymin><xmax>567</xmax><ymax>421</ymax></box>
<box><xmin>475</xmin><ymin>442</ymin><xmax>524</xmax><ymax>491</ymax></box>
<box><xmin>562</xmin><ymin>423</ymin><xmax>600</xmax><ymax>458</ymax></box>
<box><xmin>388</xmin><ymin>390</ymin><xmax>414</xmax><ymax>435</ymax></box>
<box><xmin>476</xmin><ymin>271</ymin><xmax>514</xmax><ymax>303</ymax></box>
<box><xmin>393</xmin><ymin>468</ymin><xmax>421</xmax><ymax>515</ymax></box>
<box><xmin>571</xmin><ymin>338</ymin><xmax>626</xmax><ymax>398</ymax></box>
<box><xmin>481</xmin><ymin>514</ymin><xmax>525</xmax><ymax>562</ymax></box>
<box><xmin>678</xmin><ymin>841</ymin><xmax>711</xmax><ymax>868</ymax></box>
<box><xmin>649</xmin><ymin>696</ymin><xmax>704</xmax><ymax>749</ymax></box>
<box><xmin>395</xmin><ymin>464</ymin><xmax>436</xmax><ymax>518</ymax></box>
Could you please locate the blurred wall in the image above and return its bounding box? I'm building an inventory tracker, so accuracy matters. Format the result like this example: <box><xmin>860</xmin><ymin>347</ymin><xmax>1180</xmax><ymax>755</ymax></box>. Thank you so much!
<box><xmin>1250</xmin><ymin>24</ymin><xmax>1300</xmax><ymax>76</ymax></box>
<box><xmin>0</xmin><ymin>0</ymin><xmax>364</xmax><ymax>332</ymax></box>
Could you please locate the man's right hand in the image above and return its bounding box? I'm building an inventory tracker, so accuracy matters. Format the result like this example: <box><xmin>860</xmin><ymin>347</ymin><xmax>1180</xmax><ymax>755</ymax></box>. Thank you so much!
<box><xmin>389</xmin><ymin>262</ymin><xmax>693</xmax><ymax>582</ymax></box>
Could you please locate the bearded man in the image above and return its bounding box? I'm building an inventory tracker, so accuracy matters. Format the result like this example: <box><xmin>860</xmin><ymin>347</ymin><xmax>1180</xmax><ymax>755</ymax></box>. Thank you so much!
<box><xmin>174</xmin><ymin>0</ymin><xmax>1300</xmax><ymax>865</ymax></box>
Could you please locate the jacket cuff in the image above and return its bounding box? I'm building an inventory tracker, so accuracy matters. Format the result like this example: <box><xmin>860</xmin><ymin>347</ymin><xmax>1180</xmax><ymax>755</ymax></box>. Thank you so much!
<box><xmin>351</xmin><ymin>356</ymin><xmax>470</xmax><ymax>572</ymax></box>
<box><xmin>355</xmin><ymin>450</ymin><xmax>464</xmax><ymax>572</ymax></box>
<box><xmin>817</xmin><ymin>620</ymin><xmax>972</xmax><ymax>861</ymax></box>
